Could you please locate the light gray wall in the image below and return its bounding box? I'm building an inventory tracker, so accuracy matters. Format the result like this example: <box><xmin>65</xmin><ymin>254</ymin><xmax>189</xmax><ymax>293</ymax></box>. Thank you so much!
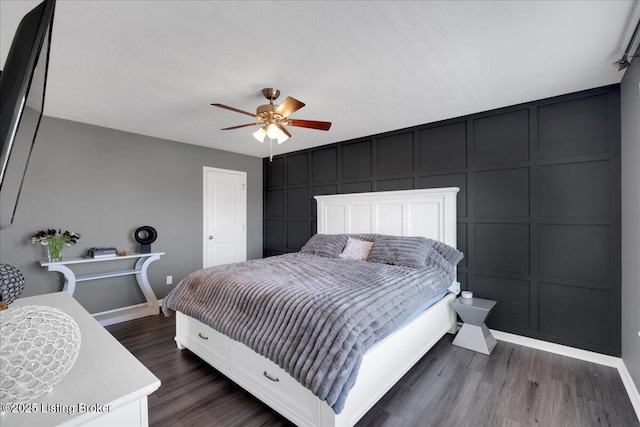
<box><xmin>0</xmin><ymin>116</ymin><xmax>263</xmax><ymax>314</ymax></box>
<box><xmin>621</xmin><ymin>53</ymin><xmax>640</xmax><ymax>392</ymax></box>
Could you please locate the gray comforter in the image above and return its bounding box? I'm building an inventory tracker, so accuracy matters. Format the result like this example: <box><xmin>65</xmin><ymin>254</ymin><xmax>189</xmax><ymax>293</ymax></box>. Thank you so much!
<box><xmin>163</xmin><ymin>248</ymin><xmax>459</xmax><ymax>413</ymax></box>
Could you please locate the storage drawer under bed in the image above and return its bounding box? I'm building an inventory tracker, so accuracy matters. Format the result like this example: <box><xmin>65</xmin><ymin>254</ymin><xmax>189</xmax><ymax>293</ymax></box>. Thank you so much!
<box><xmin>230</xmin><ymin>340</ymin><xmax>319</xmax><ymax>425</ymax></box>
<box><xmin>179</xmin><ymin>313</ymin><xmax>230</xmax><ymax>368</ymax></box>
<box><xmin>177</xmin><ymin>312</ymin><xmax>320</xmax><ymax>426</ymax></box>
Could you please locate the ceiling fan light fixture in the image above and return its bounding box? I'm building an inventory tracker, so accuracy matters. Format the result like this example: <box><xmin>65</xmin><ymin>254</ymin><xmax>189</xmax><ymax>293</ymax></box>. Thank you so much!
<box><xmin>266</xmin><ymin>123</ymin><xmax>289</xmax><ymax>143</ymax></box>
<box><xmin>266</xmin><ymin>123</ymin><xmax>282</xmax><ymax>140</ymax></box>
<box><xmin>277</xmin><ymin>133</ymin><xmax>289</xmax><ymax>144</ymax></box>
<box><xmin>253</xmin><ymin>127</ymin><xmax>267</xmax><ymax>143</ymax></box>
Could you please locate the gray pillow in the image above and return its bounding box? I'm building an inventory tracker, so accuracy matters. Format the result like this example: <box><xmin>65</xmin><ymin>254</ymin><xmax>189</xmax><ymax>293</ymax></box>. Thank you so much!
<box><xmin>300</xmin><ymin>234</ymin><xmax>348</xmax><ymax>258</ymax></box>
<box><xmin>367</xmin><ymin>235</ymin><xmax>433</xmax><ymax>268</ymax></box>
<box><xmin>429</xmin><ymin>239</ymin><xmax>464</xmax><ymax>266</ymax></box>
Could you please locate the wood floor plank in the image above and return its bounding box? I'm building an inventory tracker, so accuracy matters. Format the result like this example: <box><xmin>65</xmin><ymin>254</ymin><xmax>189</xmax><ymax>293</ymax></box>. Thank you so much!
<box><xmin>107</xmin><ymin>314</ymin><xmax>639</xmax><ymax>427</ymax></box>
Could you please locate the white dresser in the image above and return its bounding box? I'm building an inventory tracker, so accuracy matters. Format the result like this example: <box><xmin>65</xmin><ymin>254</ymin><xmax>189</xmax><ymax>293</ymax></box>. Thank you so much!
<box><xmin>1</xmin><ymin>292</ymin><xmax>161</xmax><ymax>426</ymax></box>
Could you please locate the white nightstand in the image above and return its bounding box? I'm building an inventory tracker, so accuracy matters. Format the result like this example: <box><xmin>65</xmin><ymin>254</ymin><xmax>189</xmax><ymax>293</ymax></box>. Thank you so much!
<box><xmin>1</xmin><ymin>292</ymin><xmax>160</xmax><ymax>426</ymax></box>
<box><xmin>452</xmin><ymin>296</ymin><xmax>497</xmax><ymax>355</ymax></box>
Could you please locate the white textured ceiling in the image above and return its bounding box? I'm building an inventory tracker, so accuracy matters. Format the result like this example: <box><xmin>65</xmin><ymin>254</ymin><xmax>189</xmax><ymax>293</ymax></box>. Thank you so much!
<box><xmin>2</xmin><ymin>1</ymin><xmax>639</xmax><ymax>158</ymax></box>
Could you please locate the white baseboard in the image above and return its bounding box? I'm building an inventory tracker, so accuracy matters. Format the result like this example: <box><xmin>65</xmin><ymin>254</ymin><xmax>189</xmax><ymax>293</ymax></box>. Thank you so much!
<box><xmin>93</xmin><ymin>299</ymin><xmax>163</xmax><ymax>327</ymax></box>
<box><xmin>491</xmin><ymin>329</ymin><xmax>640</xmax><ymax>422</ymax></box>
<box><xmin>618</xmin><ymin>361</ymin><xmax>640</xmax><ymax>423</ymax></box>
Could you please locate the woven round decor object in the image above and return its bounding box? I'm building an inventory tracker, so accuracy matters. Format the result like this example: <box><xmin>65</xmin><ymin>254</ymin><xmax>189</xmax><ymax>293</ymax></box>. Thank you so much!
<box><xmin>0</xmin><ymin>264</ymin><xmax>25</xmax><ymax>306</ymax></box>
<box><xmin>0</xmin><ymin>305</ymin><xmax>81</xmax><ymax>406</ymax></box>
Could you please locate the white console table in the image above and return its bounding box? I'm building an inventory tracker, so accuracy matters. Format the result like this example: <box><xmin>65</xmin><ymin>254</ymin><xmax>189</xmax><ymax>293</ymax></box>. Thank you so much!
<box><xmin>2</xmin><ymin>292</ymin><xmax>161</xmax><ymax>426</ymax></box>
<box><xmin>40</xmin><ymin>253</ymin><xmax>163</xmax><ymax>321</ymax></box>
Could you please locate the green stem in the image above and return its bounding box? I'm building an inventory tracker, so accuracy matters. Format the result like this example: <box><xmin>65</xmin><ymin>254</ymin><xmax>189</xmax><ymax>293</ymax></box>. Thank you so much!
<box><xmin>48</xmin><ymin>238</ymin><xmax>65</xmax><ymax>260</ymax></box>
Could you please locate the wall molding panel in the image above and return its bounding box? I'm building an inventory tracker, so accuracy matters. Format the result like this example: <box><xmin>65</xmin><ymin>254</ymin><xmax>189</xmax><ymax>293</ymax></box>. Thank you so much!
<box><xmin>263</xmin><ymin>85</ymin><xmax>621</xmax><ymax>356</ymax></box>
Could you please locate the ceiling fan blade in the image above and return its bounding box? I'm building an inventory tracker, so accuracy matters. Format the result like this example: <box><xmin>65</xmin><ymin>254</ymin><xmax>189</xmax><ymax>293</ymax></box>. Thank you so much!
<box><xmin>276</xmin><ymin>124</ymin><xmax>291</xmax><ymax>138</ymax></box>
<box><xmin>274</xmin><ymin>97</ymin><xmax>305</xmax><ymax>118</ymax></box>
<box><xmin>212</xmin><ymin>103</ymin><xmax>258</xmax><ymax>118</ymax></box>
<box><xmin>288</xmin><ymin>119</ymin><xmax>332</xmax><ymax>131</ymax></box>
<box><xmin>221</xmin><ymin>123</ymin><xmax>263</xmax><ymax>130</ymax></box>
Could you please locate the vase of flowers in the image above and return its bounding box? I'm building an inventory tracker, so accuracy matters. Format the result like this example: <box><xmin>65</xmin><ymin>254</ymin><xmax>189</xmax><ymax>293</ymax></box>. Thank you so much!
<box><xmin>32</xmin><ymin>229</ymin><xmax>81</xmax><ymax>262</ymax></box>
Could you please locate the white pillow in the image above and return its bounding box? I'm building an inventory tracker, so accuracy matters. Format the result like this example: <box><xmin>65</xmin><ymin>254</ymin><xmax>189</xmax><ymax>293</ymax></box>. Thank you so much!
<box><xmin>340</xmin><ymin>237</ymin><xmax>374</xmax><ymax>261</ymax></box>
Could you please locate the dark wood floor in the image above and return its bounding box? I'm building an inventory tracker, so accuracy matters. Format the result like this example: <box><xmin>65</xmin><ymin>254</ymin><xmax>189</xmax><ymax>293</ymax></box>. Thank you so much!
<box><xmin>106</xmin><ymin>314</ymin><xmax>639</xmax><ymax>427</ymax></box>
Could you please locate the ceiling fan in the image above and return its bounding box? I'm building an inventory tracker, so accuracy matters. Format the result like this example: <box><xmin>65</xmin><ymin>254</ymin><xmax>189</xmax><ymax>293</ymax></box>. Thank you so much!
<box><xmin>212</xmin><ymin>88</ymin><xmax>332</xmax><ymax>144</ymax></box>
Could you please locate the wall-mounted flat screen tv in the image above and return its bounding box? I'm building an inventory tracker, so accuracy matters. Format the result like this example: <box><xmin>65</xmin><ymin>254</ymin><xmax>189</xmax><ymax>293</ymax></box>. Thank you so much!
<box><xmin>0</xmin><ymin>0</ymin><xmax>56</xmax><ymax>229</ymax></box>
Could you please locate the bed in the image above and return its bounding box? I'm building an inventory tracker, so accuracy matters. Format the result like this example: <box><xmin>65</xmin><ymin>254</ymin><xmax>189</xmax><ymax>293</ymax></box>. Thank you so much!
<box><xmin>164</xmin><ymin>188</ymin><xmax>461</xmax><ymax>426</ymax></box>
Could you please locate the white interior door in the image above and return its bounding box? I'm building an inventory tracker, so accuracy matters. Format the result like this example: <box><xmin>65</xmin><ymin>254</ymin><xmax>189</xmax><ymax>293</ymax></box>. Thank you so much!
<box><xmin>203</xmin><ymin>167</ymin><xmax>247</xmax><ymax>268</ymax></box>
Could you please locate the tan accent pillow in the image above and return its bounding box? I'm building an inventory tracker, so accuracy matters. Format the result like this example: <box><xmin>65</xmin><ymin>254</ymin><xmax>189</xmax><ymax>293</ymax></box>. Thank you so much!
<box><xmin>340</xmin><ymin>237</ymin><xmax>374</xmax><ymax>261</ymax></box>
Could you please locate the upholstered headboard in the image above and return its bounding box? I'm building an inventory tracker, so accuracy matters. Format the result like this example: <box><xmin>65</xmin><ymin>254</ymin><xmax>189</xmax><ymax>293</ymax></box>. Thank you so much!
<box><xmin>315</xmin><ymin>188</ymin><xmax>459</xmax><ymax>250</ymax></box>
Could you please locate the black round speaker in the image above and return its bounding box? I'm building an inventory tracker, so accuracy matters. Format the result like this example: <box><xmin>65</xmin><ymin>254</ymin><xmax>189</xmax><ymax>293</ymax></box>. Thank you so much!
<box><xmin>134</xmin><ymin>226</ymin><xmax>157</xmax><ymax>244</ymax></box>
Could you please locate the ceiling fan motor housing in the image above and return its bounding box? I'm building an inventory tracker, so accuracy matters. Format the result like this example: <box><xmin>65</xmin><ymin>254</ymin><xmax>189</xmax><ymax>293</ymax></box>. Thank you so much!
<box><xmin>262</xmin><ymin>88</ymin><xmax>280</xmax><ymax>101</ymax></box>
<box><xmin>257</xmin><ymin>103</ymin><xmax>278</xmax><ymax>117</ymax></box>
<box><xmin>258</xmin><ymin>88</ymin><xmax>283</xmax><ymax>121</ymax></box>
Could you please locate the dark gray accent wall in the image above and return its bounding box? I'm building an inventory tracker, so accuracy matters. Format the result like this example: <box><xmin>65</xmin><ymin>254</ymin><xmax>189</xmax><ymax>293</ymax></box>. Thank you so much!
<box><xmin>264</xmin><ymin>85</ymin><xmax>621</xmax><ymax>356</ymax></box>
<box><xmin>0</xmin><ymin>116</ymin><xmax>263</xmax><ymax>314</ymax></box>
<box><xmin>621</xmin><ymin>54</ymin><xmax>640</xmax><ymax>390</ymax></box>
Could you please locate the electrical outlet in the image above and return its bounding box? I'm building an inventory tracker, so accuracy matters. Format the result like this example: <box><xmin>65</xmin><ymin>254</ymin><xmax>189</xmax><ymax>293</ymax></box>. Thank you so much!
<box><xmin>166</xmin><ymin>275</ymin><xmax>173</xmax><ymax>285</ymax></box>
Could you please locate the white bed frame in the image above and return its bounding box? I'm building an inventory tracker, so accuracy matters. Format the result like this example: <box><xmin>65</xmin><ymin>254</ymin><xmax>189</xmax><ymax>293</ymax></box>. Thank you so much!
<box><xmin>174</xmin><ymin>187</ymin><xmax>460</xmax><ymax>427</ymax></box>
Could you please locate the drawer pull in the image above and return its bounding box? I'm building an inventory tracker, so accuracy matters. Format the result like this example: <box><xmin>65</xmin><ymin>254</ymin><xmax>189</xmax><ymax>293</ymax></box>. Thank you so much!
<box><xmin>263</xmin><ymin>371</ymin><xmax>279</xmax><ymax>382</ymax></box>
<box><xmin>198</xmin><ymin>333</ymin><xmax>209</xmax><ymax>340</ymax></box>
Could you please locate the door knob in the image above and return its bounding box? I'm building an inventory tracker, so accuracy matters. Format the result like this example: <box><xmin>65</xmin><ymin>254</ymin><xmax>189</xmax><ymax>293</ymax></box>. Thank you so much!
<box><xmin>208</xmin><ymin>235</ymin><xmax>214</xmax><ymax>240</ymax></box>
